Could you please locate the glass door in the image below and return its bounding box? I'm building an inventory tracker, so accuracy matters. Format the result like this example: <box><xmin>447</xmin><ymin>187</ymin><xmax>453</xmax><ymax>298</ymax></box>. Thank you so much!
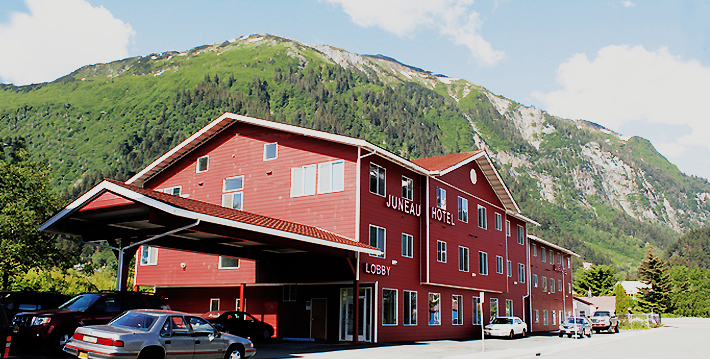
<box><xmin>340</xmin><ymin>287</ymin><xmax>371</xmax><ymax>341</ymax></box>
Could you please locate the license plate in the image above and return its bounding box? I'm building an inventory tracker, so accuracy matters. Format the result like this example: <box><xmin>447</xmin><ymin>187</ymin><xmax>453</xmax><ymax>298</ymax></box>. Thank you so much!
<box><xmin>78</xmin><ymin>351</ymin><xmax>88</xmax><ymax>359</ymax></box>
<box><xmin>83</xmin><ymin>336</ymin><xmax>98</xmax><ymax>344</ymax></box>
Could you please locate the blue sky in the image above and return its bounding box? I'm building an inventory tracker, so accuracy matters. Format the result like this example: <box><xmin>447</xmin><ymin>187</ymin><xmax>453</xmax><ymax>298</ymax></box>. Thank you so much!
<box><xmin>1</xmin><ymin>0</ymin><xmax>709</xmax><ymax>180</ymax></box>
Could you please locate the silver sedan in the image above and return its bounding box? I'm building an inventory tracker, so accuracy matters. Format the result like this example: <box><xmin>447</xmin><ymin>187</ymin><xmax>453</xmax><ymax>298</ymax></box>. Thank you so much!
<box><xmin>63</xmin><ymin>309</ymin><xmax>256</xmax><ymax>359</ymax></box>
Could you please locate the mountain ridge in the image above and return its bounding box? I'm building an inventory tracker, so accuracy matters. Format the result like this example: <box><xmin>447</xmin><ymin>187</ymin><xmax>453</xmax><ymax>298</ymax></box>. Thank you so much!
<box><xmin>1</xmin><ymin>33</ymin><xmax>708</xmax><ymax>273</ymax></box>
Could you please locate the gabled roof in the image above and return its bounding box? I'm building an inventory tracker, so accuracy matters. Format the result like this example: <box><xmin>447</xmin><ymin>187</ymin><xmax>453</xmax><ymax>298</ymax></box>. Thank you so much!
<box><xmin>40</xmin><ymin>179</ymin><xmax>381</xmax><ymax>256</ymax></box>
<box><xmin>125</xmin><ymin>112</ymin><xmax>534</xmax><ymax>223</ymax></box>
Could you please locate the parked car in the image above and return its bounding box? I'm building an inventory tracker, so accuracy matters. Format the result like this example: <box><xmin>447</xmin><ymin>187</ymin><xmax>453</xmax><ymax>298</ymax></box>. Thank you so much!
<box><xmin>483</xmin><ymin>316</ymin><xmax>527</xmax><ymax>338</ymax></box>
<box><xmin>590</xmin><ymin>310</ymin><xmax>619</xmax><ymax>333</ymax></box>
<box><xmin>0</xmin><ymin>291</ymin><xmax>69</xmax><ymax>320</ymax></box>
<box><xmin>558</xmin><ymin>316</ymin><xmax>592</xmax><ymax>338</ymax></box>
<box><xmin>63</xmin><ymin>309</ymin><xmax>256</xmax><ymax>359</ymax></box>
<box><xmin>0</xmin><ymin>304</ymin><xmax>11</xmax><ymax>359</ymax></box>
<box><xmin>12</xmin><ymin>291</ymin><xmax>169</xmax><ymax>352</ymax></box>
<box><xmin>202</xmin><ymin>311</ymin><xmax>274</xmax><ymax>341</ymax></box>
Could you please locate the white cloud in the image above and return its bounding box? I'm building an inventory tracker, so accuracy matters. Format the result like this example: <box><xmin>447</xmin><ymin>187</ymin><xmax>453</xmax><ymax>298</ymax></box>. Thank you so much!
<box><xmin>325</xmin><ymin>0</ymin><xmax>504</xmax><ymax>66</ymax></box>
<box><xmin>0</xmin><ymin>0</ymin><xmax>134</xmax><ymax>85</ymax></box>
<box><xmin>533</xmin><ymin>45</ymin><xmax>710</xmax><ymax>178</ymax></box>
<box><xmin>622</xmin><ymin>1</ymin><xmax>636</xmax><ymax>8</ymax></box>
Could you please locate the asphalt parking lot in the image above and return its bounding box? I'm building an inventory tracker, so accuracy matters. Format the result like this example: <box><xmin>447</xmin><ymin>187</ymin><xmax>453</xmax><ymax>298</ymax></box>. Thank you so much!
<box><xmin>9</xmin><ymin>318</ymin><xmax>709</xmax><ymax>359</ymax></box>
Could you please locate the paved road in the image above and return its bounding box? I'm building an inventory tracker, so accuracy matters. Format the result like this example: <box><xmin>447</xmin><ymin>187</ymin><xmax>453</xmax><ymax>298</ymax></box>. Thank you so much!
<box><xmin>10</xmin><ymin>318</ymin><xmax>708</xmax><ymax>359</ymax></box>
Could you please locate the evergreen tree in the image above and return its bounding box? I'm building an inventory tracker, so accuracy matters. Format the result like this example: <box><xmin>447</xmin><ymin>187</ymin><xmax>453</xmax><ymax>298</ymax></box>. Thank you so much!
<box><xmin>613</xmin><ymin>283</ymin><xmax>632</xmax><ymax>315</ymax></box>
<box><xmin>573</xmin><ymin>265</ymin><xmax>617</xmax><ymax>296</ymax></box>
<box><xmin>637</xmin><ymin>249</ymin><xmax>672</xmax><ymax>313</ymax></box>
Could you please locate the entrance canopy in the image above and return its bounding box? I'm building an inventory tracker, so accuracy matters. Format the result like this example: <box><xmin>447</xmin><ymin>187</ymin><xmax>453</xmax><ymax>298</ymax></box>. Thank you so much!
<box><xmin>40</xmin><ymin>179</ymin><xmax>381</xmax><ymax>288</ymax></box>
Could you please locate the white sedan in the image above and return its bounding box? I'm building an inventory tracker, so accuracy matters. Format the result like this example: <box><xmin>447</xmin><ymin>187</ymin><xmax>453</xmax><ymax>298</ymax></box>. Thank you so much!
<box><xmin>484</xmin><ymin>316</ymin><xmax>528</xmax><ymax>338</ymax></box>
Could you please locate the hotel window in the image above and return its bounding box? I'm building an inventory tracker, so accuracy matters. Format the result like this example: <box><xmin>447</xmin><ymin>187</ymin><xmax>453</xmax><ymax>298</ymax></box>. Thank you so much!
<box><xmin>163</xmin><ymin>186</ymin><xmax>181</xmax><ymax>196</ymax></box>
<box><xmin>507</xmin><ymin>260</ymin><xmax>512</xmax><ymax>277</ymax></box>
<box><xmin>551</xmin><ymin>310</ymin><xmax>556</xmax><ymax>325</ymax></box>
<box><xmin>210</xmin><ymin>298</ymin><xmax>220</xmax><ymax>311</ymax></box>
<box><xmin>543</xmin><ymin>310</ymin><xmax>548</xmax><ymax>325</ymax></box>
<box><xmin>196</xmin><ymin>156</ymin><xmax>208</xmax><ymax>173</ymax></box>
<box><xmin>472</xmin><ymin>297</ymin><xmax>482</xmax><ymax>325</ymax></box>
<box><xmin>534</xmin><ymin>310</ymin><xmax>539</xmax><ymax>323</ymax></box>
<box><xmin>402</xmin><ymin>176</ymin><xmax>413</xmax><ymax>201</ymax></box>
<box><xmin>549</xmin><ymin>249</ymin><xmax>554</xmax><ymax>263</ymax></box>
<box><xmin>558</xmin><ymin>279</ymin><xmax>562</xmax><ymax>292</ymax></box>
<box><xmin>452</xmin><ymin>295</ymin><xmax>463</xmax><ymax>325</ymax></box>
<box><xmin>222</xmin><ymin>176</ymin><xmax>244</xmax><ymax>210</ymax></box>
<box><xmin>518</xmin><ymin>264</ymin><xmax>526</xmax><ymax>283</ymax></box>
<box><xmin>403</xmin><ymin>290</ymin><xmax>417</xmax><ymax>325</ymax></box>
<box><xmin>568</xmin><ymin>283</ymin><xmax>572</xmax><ymax>294</ymax></box>
<box><xmin>222</xmin><ymin>192</ymin><xmax>242</xmax><ymax>210</ymax></box>
<box><xmin>517</xmin><ymin>225</ymin><xmax>525</xmax><ymax>245</ymax></box>
<box><xmin>437</xmin><ymin>240</ymin><xmax>447</xmax><ymax>263</ymax></box>
<box><xmin>291</xmin><ymin>164</ymin><xmax>316</xmax><ymax>197</ymax></box>
<box><xmin>263</xmin><ymin>142</ymin><xmax>278</xmax><ymax>160</ymax></box>
<box><xmin>567</xmin><ymin>257</ymin><xmax>571</xmax><ymax>268</ymax></box>
<box><xmin>541</xmin><ymin>247</ymin><xmax>546</xmax><ymax>262</ymax></box>
<box><xmin>532</xmin><ymin>243</ymin><xmax>537</xmax><ymax>256</ymax></box>
<box><xmin>533</xmin><ymin>274</ymin><xmax>538</xmax><ymax>287</ymax></box>
<box><xmin>479</xmin><ymin>251</ymin><xmax>488</xmax><ymax>275</ymax></box>
<box><xmin>218</xmin><ymin>256</ymin><xmax>240</xmax><ymax>269</ymax></box>
<box><xmin>550</xmin><ymin>278</ymin><xmax>555</xmax><ymax>293</ymax></box>
<box><xmin>542</xmin><ymin>277</ymin><xmax>548</xmax><ymax>292</ymax></box>
<box><xmin>140</xmin><ymin>246</ymin><xmax>158</xmax><ymax>265</ymax></box>
<box><xmin>496</xmin><ymin>256</ymin><xmax>503</xmax><ymax>274</ymax></box>
<box><xmin>428</xmin><ymin>293</ymin><xmax>440</xmax><ymax>325</ymax></box>
<box><xmin>558</xmin><ymin>253</ymin><xmax>562</xmax><ymax>265</ymax></box>
<box><xmin>505</xmin><ymin>220</ymin><xmax>511</xmax><ymax>236</ymax></box>
<box><xmin>459</xmin><ymin>246</ymin><xmax>469</xmax><ymax>272</ymax></box>
<box><xmin>369</xmin><ymin>225</ymin><xmax>386</xmax><ymax>258</ymax></box>
<box><xmin>489</xmin><ymin>298</ymin><xmax>498</xmax><ymax>322</ymax></box>
<box><xmin>436</xmin><ymin>187</ymin><xmax>446</xmax><ymax>209</ymax></box>
<box><xmin>458</xmin><ymin>197</ymin><xmax>468</xmax><ymax>222</ymax></box>
<box><xmin>318</xmin><ymin>160</ymin><xmax>345</xmax><ymax>193</ymax></box>
<box><xmin>369</xmin><ymin>163</ymin><xmax>386</xmax><ymax>196</ymax></box>
<box><xmin>477</xmin><ymin>205</ymin><xmax>487</xmax><ymax>229</ymax></box>
<box><xmin>495</xmin><ymin>213</ymin><xmax>502</xmax><ymax>231</ymax></box>
<box><xmin>505</xmin><ymin>299</ymin><xmax>513</xmax><ymax>317</ymax></box>
<box><xmin>382</xmin><ymin>289</ymin><xmax>397</xmax><ymax>325</ymax></box>
<box><xmin>401</xmin><ymin>233</ymin><xmax>413</xmax><ymax>258</ymax></box>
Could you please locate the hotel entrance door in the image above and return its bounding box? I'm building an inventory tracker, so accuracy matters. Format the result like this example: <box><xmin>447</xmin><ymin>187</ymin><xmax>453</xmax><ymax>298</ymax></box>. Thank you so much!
<box><xmin>339</xmin><ymin>287</ymin><xmax>372</xmax><ymax>342</ymax></box>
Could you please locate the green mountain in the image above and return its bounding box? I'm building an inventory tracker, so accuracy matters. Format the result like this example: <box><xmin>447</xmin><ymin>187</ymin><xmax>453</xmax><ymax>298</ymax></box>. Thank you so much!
<box><xmin>2</xmin><ymin>34</ymin><xmax>709</xmax><ymax>274</ymax></box>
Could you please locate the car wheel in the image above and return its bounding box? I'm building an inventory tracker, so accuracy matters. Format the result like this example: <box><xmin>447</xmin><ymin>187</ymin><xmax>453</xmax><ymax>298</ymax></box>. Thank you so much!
<box><xmin>521</xmin><ymin>329</ymin><xmax>526</xmax><ymax>338</ymax></box>
<box><xmin>567</xmin><ymin>334</ymin><xmax>572</xmax><ymax>338</ymax></box>
<box><xmin>138</xmin><ymin>347</ymin><xmax>165</xmax><ymax>359</ymax></box>
<box><xmin>262</xmin><ymin>329</ymin><xmax>272</xmax><ymax>340</ymax></box>
<box><xmin>614</xmin><ymin>325</ymin><xmax>620</xmax><ymax>333</ymax></box>
<box><xmin>226</xmin><ymin>346</ymin><xmax>244</xmax><ymax>359</ymax></box>
<box><xmin>509</xmin><ymin>330</ymin><xmax>515</xmax><ymax>339</ymax></box>
<box><xmin>586</xmin><ymin>329</ymin><xmax>592</xmax><ymax>338</ymax></box>
<box><xmin>558</xmin><ymin>332</ymin><xmax>564</xmax><ymax>338</ymax></box>
<box><xmin>54</xmin><ymin>328</ymin><xmax>76</xmax><ymax>353</ymax></box>
<box><xmin>608</xmin><ymin>326</ymin><xmax>614</xmax><ymax>333</ymax></box>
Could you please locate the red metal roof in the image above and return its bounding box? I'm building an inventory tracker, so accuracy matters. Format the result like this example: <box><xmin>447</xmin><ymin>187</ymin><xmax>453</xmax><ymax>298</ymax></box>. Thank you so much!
<box><xmin>411</xmin><ymin>151</ymin><xmax>483</xmax><ymax>172</ymax></box>
<box><xmin>101</xmin><ymin>179</ymin><xmax>377</xmax><ymax>251</ymax></box>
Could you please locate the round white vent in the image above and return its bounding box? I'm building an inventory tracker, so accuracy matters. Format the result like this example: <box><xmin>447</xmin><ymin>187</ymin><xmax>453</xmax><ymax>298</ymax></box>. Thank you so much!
<box><xmin>470</xmin><ymin>169</ymin><xmax>477</xmax><ymax>184</ymax></box>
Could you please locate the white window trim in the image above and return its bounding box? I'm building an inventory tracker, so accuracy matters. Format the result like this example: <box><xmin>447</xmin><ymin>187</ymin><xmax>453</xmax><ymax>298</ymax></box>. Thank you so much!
<box><xmin>402</xmin><ymin>233</ymin><xmax>414</xmax><ymax>258</ymax></box>
<box><xmin>223</xmin><ymin>175</ymin><xmax>244</xmax><ymax>192</ymax></box>
<box><xmin>221</xmin><ymin>192</ymin><xmax>243</xmax><ymax>210</ymax></box>
<box><xmin>436</xmin><ymin>187</ymin><xmax>446</xmax><ymax>210</ymax></box>
<box><xmin>403</xmin><ymin>290</ymin><xmax>417</xmax><ymax>326</ymax></box>
<box><xmin>507</xmin><ymin>260</ymin><xmax>512</xmax><ymax>277</ymax></box>
<box><xmin>140</xmin><ymin>246</ymin><xmax>158</xmax><ymax>266</ymax></box>
<box><xmin>477</xmin><ymin>205</ymin><xmax>487</xmax><ymax>229</ymax></box>
<box><xmin>437</xmin><ymin>240</ymin><xmax>447</xmax><ymax>263</ymax></box>
<box><xmin>458</xmin><ymin>196</ymin><xmax>468</xmax><ymax>223</ymax></box>
<box><xmin>369</xmin><ymin>224</ymin><xmax>386</xmax><ymax>258</ymax></box>
<box><xmin>382</xmin><ymin>288</ymin><xmax>398</xmax><ymax>326</ymax></box>
<box><xmin>163</xmin><ymin>186</ymin><xmax>182</xmax><ymax>196</ymax></box>
<box><xmin>263</xmin><ymin>142</ymin><xmax>278</xmax><ymax>161</ymax></box>
<box><xmin>210</xmin><ymin>298</ymin><xmax>220</xmax><ymax>311</ymax></box>
<box><xmin>452</xmin><ymin>295</ymin><xmax>464</xmax><ymax>325</ymax></box>
<box><xmin>428</xmin><ymin>293</ymin><xmax>441</xmax><ymax>326</ymax></box>
<box><xmin>495</xmin><ymin>213</ymin><xmax>502</xmax><ymax>231</ymax></box>
<box><xmin>291</xmin><ymin>164</ymin><xmax>317</xmax><ymax>197</ymax></box>
<box><xmin>472</xmin><ymin>297</ymin><xmax>482</xmax><ymax>325</ymax></box>
<box><xmin>196</xmin><ymin>155</ymin><xmax>209</xmax><ymax>173</ymax></box>
<box><xmin>479</xmin><ymin>251</ymin><xmax>488</xmax><ymax>275</ymax></box>
<box><xmin>505</xmin><ymin>220</ymin><xmax>511</xmax><ymax>237</ymax></box>
<box><xmin>402</xmin><ymin>176</ymin><xmax>414</xmax><ymax>201</ymax></box>
<box><xmin>369</xmin><ymin>162</ymin><xmax>386</xmax><ymax>197</ymax></box>
<box><xmin>496</xmin><ymin>255</ymin><xmax>503</xmax><ymax>274</ymax></box>
<box><xmin>458</xmin><ymin>246</ymin><xmax>469</xmax><ymax>272</ymax></box>
<box><xmin>518</xmin><ymin>225</ymin><xmax>525</xmax><ymax>245</ymax></box>
<box><xmin>218</xmin><ymin>256</ymin><xmax>240</xmax><ymax>269</ymax></box>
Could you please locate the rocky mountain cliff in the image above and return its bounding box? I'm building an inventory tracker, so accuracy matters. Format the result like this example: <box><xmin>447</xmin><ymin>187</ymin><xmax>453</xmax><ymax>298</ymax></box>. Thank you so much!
<box><xmin>2</xmin><ymin>34</ymin><xmax>708</xmax><ymax>273</ymax></box>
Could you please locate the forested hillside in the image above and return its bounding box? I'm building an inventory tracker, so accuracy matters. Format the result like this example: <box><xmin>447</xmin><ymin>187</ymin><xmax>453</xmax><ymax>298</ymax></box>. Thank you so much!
<box><xmin>2</xmin><ymin>34</ymin><xmax>708</xmax><ymax>275</ymax></box>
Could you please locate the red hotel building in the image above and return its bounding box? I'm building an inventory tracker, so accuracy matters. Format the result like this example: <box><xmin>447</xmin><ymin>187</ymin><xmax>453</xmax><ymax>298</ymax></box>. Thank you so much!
<box><xmin>527</xmin><ymin>235</ymin><xmax>579</xmax><ymax>332</ymax></box>
<box><xmin>41</xmin><ymin>112</ymin><xmax>577</xmax><ymax>342</ymax></box>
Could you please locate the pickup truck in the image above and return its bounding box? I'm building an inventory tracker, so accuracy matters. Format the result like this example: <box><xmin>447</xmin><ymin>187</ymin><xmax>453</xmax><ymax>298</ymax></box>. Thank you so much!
<box><xmin>590</xmin><ymin>311</ymin><xmax>619</xmax><ymax>333</ymax></box>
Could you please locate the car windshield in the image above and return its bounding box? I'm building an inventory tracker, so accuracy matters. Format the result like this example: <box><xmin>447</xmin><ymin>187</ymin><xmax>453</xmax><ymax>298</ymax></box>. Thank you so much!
<box><xmin>593</xmin><ymin>311</ymin><xmax>610</xmax><ymax>317</ymax></box>
<box><xmin>109</xmin><ymin>312</ymin><xmax>159</xmax><ymax>331</ymax></box>
<box><xmin>59</xmin><ymin>294</ymin><xmax>101</xmax><ymax>311</ymax></box>
<box><xmin>491</xmin><ymin>318</ymin><xmax>513</xmax><ymax>324</ymax></box>
<box><xmin>566</xmin><ymin>317</ymin><xmax>585</xmax><ymax>324</ymax></box>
